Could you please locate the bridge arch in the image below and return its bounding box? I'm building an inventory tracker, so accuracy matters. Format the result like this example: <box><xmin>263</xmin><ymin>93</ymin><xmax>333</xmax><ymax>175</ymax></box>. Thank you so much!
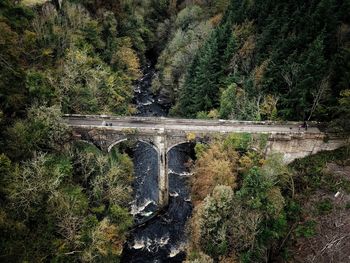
<box><xmin>138</xmin><ymin>140</ymin><xmax>160</xmax><ymax>155</ymax></box>
<box><xmin>107</xmin><ymin>138</ymin><xmax>128</xmax><ymax>152</ymax></box>
<box><xmin>166</xmin><ymin>139</ymin><xmax>210</xmax><ymax>154</ymax></box>
<box><xmin>167</xmin><ymin>141</ymin><xmax>192</xmax><ymax>154</ymax></box>
<box><xmin>107</xmin><ymin>138</ymin><xmax>160</xmax><ymax>154</ymax></box>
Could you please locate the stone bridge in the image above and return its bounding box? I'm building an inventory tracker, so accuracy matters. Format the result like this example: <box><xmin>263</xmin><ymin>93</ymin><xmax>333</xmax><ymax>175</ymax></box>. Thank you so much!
<box><xmin>64</xmin><ymin>114</ymin><xmax>348</xmax><ymax>207</ymax></box>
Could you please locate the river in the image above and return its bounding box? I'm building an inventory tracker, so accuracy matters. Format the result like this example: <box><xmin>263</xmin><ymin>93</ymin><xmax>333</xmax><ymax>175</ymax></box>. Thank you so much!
<box><xmin>120</xmin><ymin>63</ymin><xmax>194</xmax><ymax>262</ymax></box>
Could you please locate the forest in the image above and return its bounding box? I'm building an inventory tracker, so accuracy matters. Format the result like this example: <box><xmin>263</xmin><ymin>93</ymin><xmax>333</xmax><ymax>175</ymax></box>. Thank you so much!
<box><xmin>0</xmin><ymin>0</ymin><xmax>349</xmax><ymax>262</ymax></box>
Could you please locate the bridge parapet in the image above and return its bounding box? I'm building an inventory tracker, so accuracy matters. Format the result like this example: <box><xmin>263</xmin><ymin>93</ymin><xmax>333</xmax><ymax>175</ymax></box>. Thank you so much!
<box><xmin>64</xmin><ymin>114</ymin><xmax>319</xmax><ymax>127</ymax></box>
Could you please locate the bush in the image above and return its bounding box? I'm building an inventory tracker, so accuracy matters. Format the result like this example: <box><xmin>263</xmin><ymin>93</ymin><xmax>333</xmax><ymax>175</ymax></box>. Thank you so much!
<box><xmin>197</xmin><ymin>186</ymin><xmax>234</xmax><ymax>258</ymax></box>
<box><xmin>295</xmin><ymin>220</ymin><xmax>317</xmax><ymax>238</ymax></box>
<box><xmin>194</xmin><ymin>142</ymin><xmax>208</xmax><ymax>159</ymax></box>
<box><xmin>345</xmin><ymin>202</ymin><xmax>350</xmax><ymax>210</ymax></box>
<box><xmin>316</xmin><ymin>198</ymin><xmax>333</xmax><ymax>215</ymax></box>
<box><xmin>223</xmin><ymin>133</ymin><xmax>252</xmax><ymax>152</ymax></box>
<box><xmin>109</xmin><ymin>204</ymin><xmax>133</xmax><ymax>232</ymax></box>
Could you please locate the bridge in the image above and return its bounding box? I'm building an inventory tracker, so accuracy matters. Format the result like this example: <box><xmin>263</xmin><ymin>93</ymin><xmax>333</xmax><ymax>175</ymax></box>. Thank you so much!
<box><xmin>64</xmin><ymin>114</ymin><xmax>348</xmax><ymax>207</ymax></box>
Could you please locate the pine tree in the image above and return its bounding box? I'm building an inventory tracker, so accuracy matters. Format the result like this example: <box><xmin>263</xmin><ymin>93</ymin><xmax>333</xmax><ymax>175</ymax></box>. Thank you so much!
<box><xmin>178</xmin><ymin>10</ymin><xmax>237</xmax><ymax>116</ymax></box>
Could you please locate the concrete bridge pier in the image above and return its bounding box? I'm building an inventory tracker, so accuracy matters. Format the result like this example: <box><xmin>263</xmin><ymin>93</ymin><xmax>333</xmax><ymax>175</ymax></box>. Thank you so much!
<box><xmin>154</xmin><ymin>130</ymin><xmax>168</xmax><ymax>208</ymax></box>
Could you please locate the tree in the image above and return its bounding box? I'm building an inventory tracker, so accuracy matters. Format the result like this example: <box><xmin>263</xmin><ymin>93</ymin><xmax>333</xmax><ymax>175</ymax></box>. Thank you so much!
<box><xmin>335</xmin><ymin>89</ymin><xmax>350</xmax><ymax>130</ymax></box>
<box><xmin>175</xmin><ymin>5</ymin><xmax>203</xmax><ymax>30</ymax></box>
<box><xmin>8</xmin><ymin>153</ymin><xmax>72</xmax><ymax>218</ymax></box>
<box><xmin>6</xmin><ymin>105</ymin><xmax>69</xmax><ymax>160</ymax></box>
<box><xmin>219</xmin><ymin>83</ymin><xmax>237</xmax><ymax>119</ymax></box>
<box><xmin>58</xmin><ymin>47</ymin><xmax>133</xmax><ymax>114</ymax></box>
<box><xmin>0</xmin><ymin>21</ymin><xmax>28</xmax><ymax>118</ymax></box>
<box><xmin>219</xmin><ymin>83</ymin><xmax>259</xmax><ymax>120</ymax></box>
<box><xmin>26</xmin><ymin>70</ymin><xmax>57</xmax><ymax>104</ymax></box>
<box><xmin>111</xmin><ymin>37</ymin><xmax>141</xmax><ymax>79</ymax></box>
<box><xmin>195</xmin><ymin>185</ymin><xmax>234</xmax><ymax>258</ymax></box>
<box><xmin>178</xmin><ymin>10</ymin><xmax>237</xmax><ymax>116</ymax></box>
<box><xmin>155</xmin><ymin>17</ymin><xmax>213</xmax><ymax>107</ymax></box>
<box><xmin>82</xmin><ymin>218</ymin><xmax>124</xmax><ymax>262</ymax></box>
<box><xmin>191</xmin><ymin>141</ymin><xmax>238</xmax><ymax>204</ymax></box>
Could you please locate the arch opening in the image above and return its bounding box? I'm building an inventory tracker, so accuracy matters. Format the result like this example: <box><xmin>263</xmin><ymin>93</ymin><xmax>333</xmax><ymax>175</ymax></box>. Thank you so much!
<box><xmin>131</xmin><ymin>140</ymin><xmax>160</xmax><ymax>214</ymax></box>
<box><xmin>138</xmin><ymin>140</ymin><xmax>160</xmax><ymax>155</ymax></box>
<box><xmin>107</xmin><ymin>138</ymin><xmax>128</xmax><ymax>152</ymax></box>
<box><xmin>167</xmin><ymin>141</ymin><xmax>192</xmax><ymax>154</ymax></box>
<box><xmin>107</xmin><ymin>138</ymin><xmax>161</xmax><ymax>213</ymax></box>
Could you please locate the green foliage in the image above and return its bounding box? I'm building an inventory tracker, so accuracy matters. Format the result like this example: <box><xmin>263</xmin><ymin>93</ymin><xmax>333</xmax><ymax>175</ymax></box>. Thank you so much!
<box><xmin>58</xmin><ymin>47</ymin><xmax>134</xmax><ymax>114</ymax></box>
<box><xmin>0</xmin><ymin>18</ymin><xmax>29</xmax><ymax>119</ymax></box>
<box><xmin>0</xmin><ymin>154</ymin><xmax>12</xmax><ymax>196</ymax></box>
<box><xmin>178</xmin><ymin>22</ymin><xmax>236</xmax><ymax>116</ymax></box>
<box><xmin>71</xmin><ymin>142</ymin><xmax>134</xmax><ymax>207</ymax></box>
<box><xmin>26</xmin><ymin>70</ymin><xmax>57</xmax><ymax>104</ymax></box>
<box><xmin>316</xmin><ymin>198</ymin><xmax>333</xmax><ymax>215</ymax></box>
<box><xmin>194</xmin><ymin>143</ymin><xmax>209</xmax><ymax>159</ymax></box>
<box><xmin>238</xmin><ymin>167</ymin><xmax>274</xmax><ymax>210</ymax></box>
<box><xmin>197</xmin><ymin>185</ymin><xmax>234</xmax><ymax>258</ymax></box>
<box><xmin>295</xmin><ymin>220</ymin><xmax>317</xmax><ymax>238</ymax></box>
<box><xmin>6</xmin><ymin>105</ymin><xmax>69</xmax><ymax>160</ymax></box>
<box><xmin>189</xmin><ymin>137</ymin><xmax>292</xmax><ymax>261</ymax></box>
<box><xmin>1</xmin><ymin>142</ymin><xmax>134</xmax><ymax>261</ymax></box>
<box><xmin>291</xmin><ymin>146</ymin><xmax>350</xmax><ymax>193</ymax></box>
<box><xmin>285</xmin><ymin>200</ymin><xmax>302</xmax><ymax>222</ymax></box>
<box><xmin>1</xmin><ymin>0</ymin><xmax>349</xmax><ymax>261</ymax></box>
<box><xmin>7</xmin><ymin>153</ymin><xmax>71</xmax><ymax>217</ymax></box>
<box><xmin>345</xmin><ymin>202</ymin><xmax>350</xmax><ymax>210</ymax></box>
<box><xmin>258</xmin><ymin>133</ymin><xmax>269</xmax><ymax>150</ymax></box>
<box><xmin>177</xmin><ymin>4</ymin><xmax>238</xmax><ymax>116</ymax></box>
<box><xmin>174</xmin><ymin>0</ymin><xmax>350</xmax><ymax>123</ymax></box>
<box><xmin>0</xmin><ymin>0</ymin><xmax>34</xmax><ymax>30</ymax></box>
<box><xmin>109</xmin><ymin>205</ymin><xmax>133</xmax><ymax>232</ymax></box>
<box><xmin>261</xmin><ymin>214</ymin><xmax>288</xmax><ymax>243</ymax></box>
<box><xmin>219</xmin><ymin>83</ymin><xmax>237</xmax><ymax>119</ymax></box>
<box><xmin>219</xmin><ymin>83</ymin><xmax>259</xmax><ymax>120</ymax></box>
<box><xmin>334</xmin><ymin>89</ymin><xmax>350</xmax><ymax>130</ymax></box>
<box><xmin>195</xmin><ymin>111</ymin><xmax>209</xmax><ymax>119</ymax></box>
<box><xmin>63</xmin><ymin>185</ymin><xmax>89</xmax><ymax>214</ymax></box>
<box><xmin>175</xmin><ymin>5</ymin><xmax>203</xmax><ymax>30</ymax></box>
<box><xmin>0</xmin><ymin>0</ymin><xmax>164</xmax><ymax>261</ymax></box>
<box><xmin>223</xmin><ymin>132</ymin><xmax>252</xmax><ymax>152</ymax></box>
<box><xmin>91</xmin><ymin>204</ymin><xmax>106</xmax><ymax>215</ymax></box>
<box><xmin>154</xmin><ymin>8</ymin><xmax>214</xmax><ymax>105</ymax></box>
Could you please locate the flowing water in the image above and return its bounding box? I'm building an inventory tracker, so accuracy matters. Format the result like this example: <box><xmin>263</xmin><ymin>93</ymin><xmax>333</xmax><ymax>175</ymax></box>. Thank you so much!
<box><xmin>120</xmin><ymin>63</ymin><xmax>194</xmax><ymax>262</ymax></box>
<box><xmin>133</xmin><ymin>64</ymin><xmax>168</xmax><ymax>117</ymax></box>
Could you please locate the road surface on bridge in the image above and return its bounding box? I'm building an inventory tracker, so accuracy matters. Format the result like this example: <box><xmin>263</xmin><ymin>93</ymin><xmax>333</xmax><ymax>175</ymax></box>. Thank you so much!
<box><xmin>64</xmin><ymin>115</ymin><xmax>320</xmax><ymax>134</ymax></box>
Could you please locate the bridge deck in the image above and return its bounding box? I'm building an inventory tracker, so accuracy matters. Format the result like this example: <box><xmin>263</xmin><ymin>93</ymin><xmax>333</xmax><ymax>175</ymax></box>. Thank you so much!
<box><xmin>64</xmin><ymin>115</ymin><xmax>321</xmax><ymax>134</ymax></box>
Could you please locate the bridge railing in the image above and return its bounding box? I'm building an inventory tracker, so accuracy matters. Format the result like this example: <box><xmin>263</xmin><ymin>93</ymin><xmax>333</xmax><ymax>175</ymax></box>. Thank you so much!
<box><xmin>63</xmin><ymin>114</ymin><xmax>322</xmax><ymax>127</ymax></box>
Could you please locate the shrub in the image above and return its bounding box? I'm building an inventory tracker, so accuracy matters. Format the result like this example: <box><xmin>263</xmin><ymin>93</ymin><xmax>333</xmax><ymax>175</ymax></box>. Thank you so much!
<box><xmin>223</xmin><ymin>133</ymin><xmax>252</xmax><ymax>152</ymax></box>
<box><xmin>109</xmin><ymin>204</ymin><xmax>133</xmax><ymax>232</ymax></box>
<box><xmin>345</xmin><ymin>202</ymin><xmax>350</xmax><ymax>210</ymax></box>
<box><xmin>316</xmin><ymin>198</ymin><xmax>333</xmax><ymax>215</ymax></box>
<box><xmin>295</xmin><ymin>220</ymin><xmax>317</xmax><ymax>238</ymax></box>
<box><xmin>194</xmin><ymin>142</ymin><xmax>208</xmax><ymax>159</ymax></box>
